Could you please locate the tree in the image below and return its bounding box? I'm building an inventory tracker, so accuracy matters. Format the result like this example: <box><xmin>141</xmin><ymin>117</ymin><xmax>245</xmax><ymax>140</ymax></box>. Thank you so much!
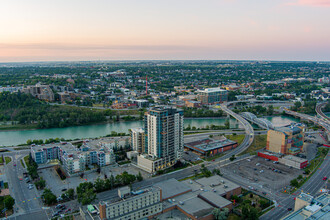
<box><xmin>201</xmin><ymin>165</ymin><xmax>212</xmax><ymax>177</ymax></box>
<box><xmin>290</xmin><ymin>179</ymin><xmax>299</xmax><ymax>188</ymax></box>
<box><xmin>35</xmin><ymin>177</ymin><xmax>46</xmax><ymax>189</ymax></box>
<box><xmin>94</xmin><ymin>178</ymin><xmax>105</xmax><ymax>193</ymax></box>
<box><xmin>212</xmin><ymin>168</ymin><xmax>221</xmax><ymax>176</ymax></box>
<box><xmin>77</xmin><ymin>182</ymin><xmax>96</xmax><ymax>204</ymax></box>
<box><xmin>79</xmin><ymin>188</ymin><xmax>96</xmax><ymax>205</ymax></box>
<box><xmin>242</xmin><ymin>205</ymin><xmax>259</xmax><ymax>220</ymax></box>
<box><xmin>66</xmin><ymin>188</ymin><xmax>75</xmax><ymax>200</ymax></box>
<box><xmin>136</xmin><ymin>172</ymin><xmax>143</xmax><ymax>182</ymax></box>
<box><xmin>267</xmin><ymin>105</ymin><xmax>274</xmax><ymax>115</ymax></box>
<box><xmin>42</xmin><ymin>188</ymin><xmax>57</xmax><ymax>205</ymax></box>
<box><xmin>229</xmin><ymin>155</ymin><xmax>236</xmax><ymax>161</ymax></box>
<box><xmin>259</xmin><ymin>199</ymin><xmax>269</xmax><ymax>209</ymax></box>
<box><xmin>212</xmin><ymin>208</ymin><xmax>229</xmax><ymax>220</ymax></box>
<box><xmin>4</xmin><ymin>196</ymin><xmax>15</xmax><ymax>210</ymax></box>
<box><xmin>62</xmin><ymin>188</ymin><xmax>75</xmax><ymax>201</ymax></box>
<box><xmin>242</xmin><ymin>205</ymin><xmax>249</xmax><ymax>219</ymax></box>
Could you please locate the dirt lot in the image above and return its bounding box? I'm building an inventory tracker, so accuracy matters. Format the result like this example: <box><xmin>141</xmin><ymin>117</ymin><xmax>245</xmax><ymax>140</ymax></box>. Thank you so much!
<box><xmin>222</xmin><ymin>156</ymin><xmax>304</xmax><ymax>191</ymax></box>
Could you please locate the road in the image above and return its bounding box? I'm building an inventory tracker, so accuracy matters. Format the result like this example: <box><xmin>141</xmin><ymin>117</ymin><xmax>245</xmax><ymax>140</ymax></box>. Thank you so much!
<box><xmin>316</xmin><ymin>102</ymin><xmax>330</xmax><ymax>121</ymax></box>
<box><xmin>260</xmin><ymin>150</ymin><xmax>330</xmax><ymax>220</ymax></box>
<box><xmin>283</xmin><ymin>107</ymin><xmax>330</xmax><ymax>142</ymax></box>
<box><xmin>2</xmin><ymin>150</ymin><xmax>50</xmax><ymax>220</ymax></box>
<box><xmin>219</xmin><ymin>103</ymin><xmax>255</xmax><ymax>158</ymax></box>
<box><xmin>259</xmin><ymin>106</ymin><xmax>330</xmax><ymax>220</ymax></box>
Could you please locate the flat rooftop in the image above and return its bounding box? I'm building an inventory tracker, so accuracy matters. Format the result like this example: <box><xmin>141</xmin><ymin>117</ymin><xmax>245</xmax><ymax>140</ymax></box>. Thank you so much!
<box><xmin>185</xmin><ymin>138</ymin><xmax>237</xmax><ymax>152</ymax></box>
<box><xmin>162</xmin><ymin>191</ymin><xmax>214</xmax><ymax>219</ymax></box>
<box><xmin>199</xmin><ymin>191</ymin><xmax>232</xmax><ymax>208</ymax></box>
<box><xmin>198</xmin><ymin>87</ymin><xmax>227</xmax><ymax>93</ymax></box>
<box><xmin>307</xmin><ymin>204</ymin><xmax>330</xmax><ymax>220</ymax></box>
<box><xmin>283</xmin><ymin>155</ymin><xmax>308</xmax><ymax>163</ymax></box>
<box><xmin>193</xmin><ymin>175</ymin><xmax>240</xmax><ymax>196</ymax></box>
<box><xmin>101</xmin><ymin>186</ymin><xmax>160</xmax><ymax>206</ymax></box>
<box><xmin>154</xmin><ymin>178</ymin><xmax>191</xmax><ymax>200</ymax></box>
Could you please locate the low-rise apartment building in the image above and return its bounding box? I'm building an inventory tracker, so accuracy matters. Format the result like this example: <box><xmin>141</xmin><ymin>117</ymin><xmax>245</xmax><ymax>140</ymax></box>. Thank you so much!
<box><xmin>31</xmin><ymin>142</ymin><xmax>115</xmax><ymax>175</ymax></box>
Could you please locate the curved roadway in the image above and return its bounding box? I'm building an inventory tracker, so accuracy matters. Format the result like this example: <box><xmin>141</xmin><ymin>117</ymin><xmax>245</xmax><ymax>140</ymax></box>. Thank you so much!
<box><xmin>219</xmin><ymin>103</ymin><xmax>255</xmax><ymax>158</ymax></box>
<box><xmin>283</xmin><ymin>107</ymin><xmax>330</xmax><ymax>143</ymax></box>
<box><xmin>316</xmin><ymin>102</ymin><xmax>330</xmax><ymax>121</ymax></box>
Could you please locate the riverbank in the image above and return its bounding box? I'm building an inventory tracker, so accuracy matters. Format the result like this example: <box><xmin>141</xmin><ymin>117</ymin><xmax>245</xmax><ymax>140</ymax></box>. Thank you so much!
<box><xmin>0</xmin><ymin>116</ymin><xmax>299</xmax><ymax>146</ymax></box>
<box><xmin>0</xmin><ymin>117</ymin><xmax>142</xmax><ymax>132</ymax></box>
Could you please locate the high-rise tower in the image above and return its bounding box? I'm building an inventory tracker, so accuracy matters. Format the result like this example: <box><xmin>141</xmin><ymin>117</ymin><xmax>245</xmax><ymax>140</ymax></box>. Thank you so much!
<box><xmin>137</xmin><ymin>106</ymin><xmax>184</xmax><ymax>173</ymax></box>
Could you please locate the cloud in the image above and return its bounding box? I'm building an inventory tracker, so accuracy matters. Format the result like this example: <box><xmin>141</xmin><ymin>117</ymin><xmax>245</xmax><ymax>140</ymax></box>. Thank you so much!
<box><xmin>287</xmin><ymin>0</ymin><xmax>330</xmax><ymax>7</ymax></box>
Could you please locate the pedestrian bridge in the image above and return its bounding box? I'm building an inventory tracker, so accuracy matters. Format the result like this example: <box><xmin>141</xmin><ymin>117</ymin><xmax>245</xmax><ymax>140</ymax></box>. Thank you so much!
<box><xmin>240</xmin><ymin>112</ymin><xmax>275</xmax><ymax>130</ymax></box>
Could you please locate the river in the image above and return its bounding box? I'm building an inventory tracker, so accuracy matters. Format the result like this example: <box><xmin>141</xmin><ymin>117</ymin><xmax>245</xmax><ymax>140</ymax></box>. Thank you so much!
<box><xmin>0</xmin><ymin>116</ymin><xmax>300</xmax><ymax>146</ymax></box>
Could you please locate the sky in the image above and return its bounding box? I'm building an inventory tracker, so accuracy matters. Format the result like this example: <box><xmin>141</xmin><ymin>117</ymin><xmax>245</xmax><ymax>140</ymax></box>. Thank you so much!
<box><xmin>0</xmin><ymin>0</ymin><xmax>330</xmax><ymax>62</ymax></box>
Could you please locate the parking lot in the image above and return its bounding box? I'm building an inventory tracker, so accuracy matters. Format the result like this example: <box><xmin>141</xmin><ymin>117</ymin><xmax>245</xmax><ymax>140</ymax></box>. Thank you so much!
<box><xmin>222</xmin><ymin>156</ymin><xmax>304</xmax><ymax>191</ymax></box>
<box><xmin>182</xmin><ymin>150</ymin><xmax>201</xmax><ymax>163</ymax></box>
<box><xmin>38</xmin><ymin>163</ymin><xmax>149</xmax><ymax>196</ymax></box>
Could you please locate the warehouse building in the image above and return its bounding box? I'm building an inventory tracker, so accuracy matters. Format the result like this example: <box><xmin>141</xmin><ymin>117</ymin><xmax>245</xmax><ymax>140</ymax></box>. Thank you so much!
<box><xmin>185</xmin><ymin>137</ymin><xmax>237</xmax><ymax>157</ymax></box>
<box><xmin>258</xmin><ymin>152</ymin><xmax>308</xmax><ymax>169</ymax></box>
<box><xmin>279</xmin><ymin>155</ymin><xmax>308</xmax><ymax>169</ymax></box>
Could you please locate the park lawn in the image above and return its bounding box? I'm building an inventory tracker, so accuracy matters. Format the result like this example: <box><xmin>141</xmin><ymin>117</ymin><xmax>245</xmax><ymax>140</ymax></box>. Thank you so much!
<box><xmin>5</xmin><ymin>157</ymin><xmax>11</xmax><ymax>164</ymax></box>
<box><xmin>225</xmin><ymin>134</ymin><xmax>245</xmax><ymax>146</ymax></box>
<box><xmin>0</xmin><ymin>157</ymin><xmax>3</xmax><ymax>164</ymax></box>
<box><xmin>238</xmin><ymin>134</ymin><xmax>267</xmax><ymax>156</ymax></box>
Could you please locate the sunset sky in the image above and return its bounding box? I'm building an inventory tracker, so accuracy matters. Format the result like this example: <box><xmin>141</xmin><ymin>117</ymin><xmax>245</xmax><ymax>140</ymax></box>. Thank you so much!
<box><xmin>0</xmin><ymin>0</ymin><xmax>330</xmax><ymax>62</ymax></box>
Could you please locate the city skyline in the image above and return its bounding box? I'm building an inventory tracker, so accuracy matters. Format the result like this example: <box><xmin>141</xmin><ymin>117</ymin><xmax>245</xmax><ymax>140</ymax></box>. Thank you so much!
<box><xmin>1</xmin><ymin>0</ymin><xmax>330</xmax><ymax>62</ymax></box>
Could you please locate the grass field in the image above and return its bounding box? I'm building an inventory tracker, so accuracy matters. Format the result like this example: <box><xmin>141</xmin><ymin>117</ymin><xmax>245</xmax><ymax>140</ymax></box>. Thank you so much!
<box><xmin>5</xmin><ymin>157</ymin><xmax>11</xmax><ymax>164</ymax></box>
<box><xmin>0</xmin><ymin>157</ymin><xmax>3</xmax><ymax>164</ymax></box>
<box><xmin>20</xmin><ymin>158</ymin><xmax>26</xmax><ymax>168</ymax></box>
<box><xmin>24</xmin><ymin>155</ymin><xmax>29</xmax><ymax>166</ymax></box>
<box><xmin>238</xmin><ymin>134</ymin><xmax>267</xmax><ymax>155</ymax></box>
<box><xmin>225</xmin><ymin>134</ymin><xmax>245</xmax><ymax>146</ymax></box>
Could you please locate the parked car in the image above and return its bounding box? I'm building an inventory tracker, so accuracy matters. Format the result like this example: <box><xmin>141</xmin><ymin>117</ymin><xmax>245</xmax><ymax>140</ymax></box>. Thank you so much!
<box><xmin>323</xmin><ymin>177</ymin><xmax>327</xmax><ymax>181</ymax></box>
<box><xmin>287</xmin><ymin>208</ymin><xmax>292</xmax><ymax>211</ymax></box>
<box><xmin>55</xmin><ymin>204</ymin><xmax>63</xmax><ymax>209</ymax></box>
